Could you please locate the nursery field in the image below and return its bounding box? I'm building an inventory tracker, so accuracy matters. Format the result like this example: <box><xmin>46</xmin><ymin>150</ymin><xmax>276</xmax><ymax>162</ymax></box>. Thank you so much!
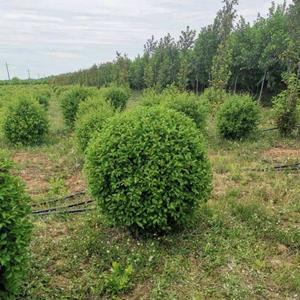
<box><xmin>1</xmin><ymin>84</ymin><xmax>300</xmax><ymax>300</ymax></box>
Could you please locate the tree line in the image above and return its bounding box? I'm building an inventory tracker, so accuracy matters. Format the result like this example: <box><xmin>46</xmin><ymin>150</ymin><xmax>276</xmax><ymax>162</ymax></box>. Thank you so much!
<box><xmin>49</xmin><ymin>0</ymin><xmax>300</xmax><ymax>101</ymax></box>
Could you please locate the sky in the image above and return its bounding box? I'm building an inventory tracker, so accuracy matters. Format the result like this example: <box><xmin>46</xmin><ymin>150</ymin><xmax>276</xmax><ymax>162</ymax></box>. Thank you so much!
<box><xmin>0</xmin><ymin>0</ymin><xmax>292</xmax><ymax>80</ymax></box>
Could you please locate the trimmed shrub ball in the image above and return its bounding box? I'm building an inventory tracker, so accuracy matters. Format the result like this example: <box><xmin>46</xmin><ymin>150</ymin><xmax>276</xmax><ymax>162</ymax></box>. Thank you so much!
<box><xmin>75</xmin><ymin>106</ymin><xmax>114</xmax><ymax>153</ymax></box>
<box><xmin>3</xmin><ymin>97</ymin><xmax>49</xmax><ymax>145</ymax></box>
<box><xmin>217</xmin><ymin>95</ymin><xmax>260</xmax><ymax>140</ymax></box>
<box><xmin>0</xmin><ymin>151</ymin><xmax>32</xmax><ymax>298</ymax></box>
<box><xmin>162</xmin><ymin>95</ymin><xmax>208</xmax><ymax>130</ymax></box>
<box><xmin>85</xmin><ymin>106</ymin><xmax>212</xmax><ymax>233</ymax></box>
<box><xmin>103</xmin><ymin>86</ymin><xmax>130</xmax><ymax>111</ymax></box>
<box><xmin>60</xmin><ymin>86</ymin><xmax>92</xmax><ymax>127</ymax></box>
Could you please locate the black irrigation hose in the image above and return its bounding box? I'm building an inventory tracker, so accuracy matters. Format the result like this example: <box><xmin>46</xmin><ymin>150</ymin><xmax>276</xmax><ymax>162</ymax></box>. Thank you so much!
<box><xmin>32</xmin><ymin>199</ymin><xmax>95</xmax><ymax>215</ymax></box>
<box><xmin>261</xmin><ymin>127</ymin><xmax>278</xmax><ymax>132</ymax></box>
<box><xmin>247</xmin><ymin>162</ymin><xmax>300</xmax><ymax>172</ymax></box>
<box><xmin>261</xmin><ymin>124</ymin><xmax>300</xmax><ymax>132</ymax></box>
<box><xmin>31</xmin><ymin>190</ymin><xmax>87</xmax><ymax>208</ymax></box>
<box><xmin>33</xmin><ymin>207</ymin><xmax>95</xmax><ymax>216</ymax></box>
<box><xmin>274</xmin><ymin>162</ymin><xmax>300</xmax><ymax>170</ymax></box>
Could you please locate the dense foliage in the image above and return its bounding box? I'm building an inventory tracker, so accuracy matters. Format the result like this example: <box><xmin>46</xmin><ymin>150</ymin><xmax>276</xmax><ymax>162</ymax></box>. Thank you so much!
<box><xmin>3</xmin><ymin>97</ymin><xmax>49</xmax><ymax>145</ymax></box>
<box><xmin>103</xmin><ymin>86</ymin><xmax>130</xmax><ymax>110</ymax></box>
<box><xmin>60</xmin><ymin>87</ymin><xmax>92</xmax><ymax>127</ymax></box>
<box><xmin>75</xmin><ymin>106</ymin><xmax>114</xmax><ymax>152</ymax></box>
<box><xmin>272</xmin><ymin>73</ymin><xmax>300</xmax><ymax>136</ymax></box>
<box><xmin>85</xmin><ymin>106</ymin><xmax>212</xmax><ymax>233</ymax></box>
<box><xmin>162</xmin><ymin>94</ymin><xmax>208</xmax><ymax>130</ymax></box>
<box><xmin>76</xmin><ymin>96</ymin><xmax>110</xmax><ymax>119</ymax></box>
<box><xmin>0</xmin><ymin>152</ymin><xmax>32</xmax><ymax>299</ymax></box>
<box><xmin>217</xmin><ymin>95</ymin><xmax>260</xmax><ymax>139</ymax></box>
<box><xmin>35</xmin><ymin>89</ymin><xmax>51</xmax><ymax>109</ymax></box>
<box><xmin>50</xmin><ymin>1</ymin><xmax>299</xmax><ymax>101</ymax></box>
<box><xmin>139</xmin><ymin>87</ymin><xmax>208</xmax><ymax>129</ymax></box>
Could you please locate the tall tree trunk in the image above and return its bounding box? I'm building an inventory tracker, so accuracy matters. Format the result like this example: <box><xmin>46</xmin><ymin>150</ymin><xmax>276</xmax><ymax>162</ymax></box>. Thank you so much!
<box><xmin>258</xmin><ymin>70</ymin><xmax>267</xmax><ymax>103</ymax></box>
<box><xmin>196</xmin><ymin>78</ymin><xmax>199</xmax><ymax>95</ymax></box>
<box><xmin>233</xmin><ymin>73</ymin><xmax>238</xmax><ymax>94</ymax></box>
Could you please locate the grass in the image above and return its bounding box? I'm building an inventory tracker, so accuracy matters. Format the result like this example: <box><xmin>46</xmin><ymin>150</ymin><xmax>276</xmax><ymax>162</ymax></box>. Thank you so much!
<box><xmin>0</xmin><ymin>85</ymin><xmax>299</xmax><ymax>299</ymax></box>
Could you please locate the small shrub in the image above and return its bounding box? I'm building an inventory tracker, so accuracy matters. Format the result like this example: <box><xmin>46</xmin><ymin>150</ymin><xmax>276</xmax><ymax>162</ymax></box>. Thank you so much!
<box><xmin>85</xmin><ymin>106</ymin><xmax>212</xmax><ymax>233</ymax></box>
<box><xmin>3</xmin><ymin>97</ymin><xmax>49</xmax><ymax>145</ymax></box>
<box><xmin>47</xmin><ymin>177</ymin><xmax>68</xmax><ymax>198</ymax></box>
<box><xmin>217</xmin><ymin>95</ymin><xmax>260</xmax><ymax>140</ymax></box>
<box><xmin>35</xmin><ymin>90</ymin><xmax>51</xmax><ymax>109</ymax></box>
<box><xmin>139</xmin><ymin>87</ymin><xmax>208</xmax><ymax>129</ymax></box>
<box><xmin>138</xmin><ymin>89</ymin><xmax>162</xmax><ymax>107</ymax></box>
<box><xmin>162</xmin><ymin>95</ymin><xmax>208</xmax><ymax>130</ymax></box>
<box><xmin>53</xmin><ymin>86</ymin><xmax>68</xmax><ymax>97</ymax></box>
<box><xmin>103</xmin><ymin>86</ymin><xmax>130</xmax><ymax>110</ymax></box>
<box><xmin>138</xmin><ymin>85</ymin><xmax>181</xmax><ymax>108</ymax></box>
<box><xmin>0</xmin><ymin>151</ymin><xmax>32</xmax><ymax>299</ymax></box>
<box><xmin>60</xmin><ymin>87</ymin><xmax>92</xmax><ymax>127</ymax></box>
<box><xmin>76</xmin><ymin>96</ymin><xmax>109</xmax><ymax>120</ymax></box>
<box><xmin>272</xmin><ymin>73</ymin><xmax>300</xmax><ymax>137</ymax></box>
<box><xmin>104</xmin><ymin>262</ymin><xmax>134</xmax><ymax>295</ymax></box>
<box><xmin>202</xmin><ymin>87</ymin><xmax>228</xmax><ymax>103</ymax></box>
<box><xmin>75</xmin><ymin>106</ymin><xmax>114</xmax><ymax>152</ymax></box>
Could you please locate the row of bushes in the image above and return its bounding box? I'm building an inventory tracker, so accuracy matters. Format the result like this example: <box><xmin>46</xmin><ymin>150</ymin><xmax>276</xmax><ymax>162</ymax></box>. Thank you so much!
<box><xmin>78</xmin><ymin>83</ymin><xmax>298</xmax><ymax>234</ymax></box>
<box><xmin>60</xmin><ymin>85</ymin><xmax>131</xmax><ymax>128</ymax></box>
<box><xmin>71</xmin><ymin>86</ymin><xmax>262</xmax><ymax>161</ymax></box>
<box><xmin>139</xmin><ymin>87</ymin><xmax>261</xmax><ymax>140</ymax></box>
<box><xmin>3</xmin><ymin>79</ymin><xmax>298</xmax><ymax>147</ymax></box>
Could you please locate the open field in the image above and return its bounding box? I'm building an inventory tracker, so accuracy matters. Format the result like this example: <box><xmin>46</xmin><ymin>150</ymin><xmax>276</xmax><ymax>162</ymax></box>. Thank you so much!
<box><xmin>1</xmin><ymin>85</ymin><xmax>299</xmax><ymax>299</ymax></box>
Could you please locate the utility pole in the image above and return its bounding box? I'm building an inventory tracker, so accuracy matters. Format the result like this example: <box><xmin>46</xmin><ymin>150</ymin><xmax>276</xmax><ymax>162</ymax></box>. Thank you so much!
<box><xmin>27</xmin><ymin>69</ymin><xmax>31</xmax><ymax>79</ymax></box>
<box><xmin>5</xmin><ymin>62</ymin><xmax>10</xmax><ymax>80</ymax></box>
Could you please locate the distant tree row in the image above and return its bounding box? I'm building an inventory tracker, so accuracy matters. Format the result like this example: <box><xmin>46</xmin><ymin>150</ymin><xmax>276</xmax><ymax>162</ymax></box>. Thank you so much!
<box><xmin>49</xmin><ymin>0</ymin><xmax>300</xmax><ymax>100</ymax></box>
<box><xmin>0</xmin><ymin>78</ymin><xmax>48</xmax><ymax>85</ymax></box>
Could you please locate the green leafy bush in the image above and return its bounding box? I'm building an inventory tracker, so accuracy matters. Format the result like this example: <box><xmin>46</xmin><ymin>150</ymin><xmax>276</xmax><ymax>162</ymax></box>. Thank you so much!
<box><xmin>0</xmin><ymin>151</ymin><xmax>32</xmax><ymax>299</ymax></box>
<box><xmin>3</xmin><ymin>97</ymin><xmax>49</xmax><ymax>145</ymax></box>
<box><xmin>60</xmin><ymin>87</ymin><xmax>92</xmax><ymax>127</ymax></box>
<box><xmin>76</xmin><ymin>96</ymin><xmax>109</xmax><ymax>120</ymax></box>
<box><xmin>138</xmin><ymin>85</ymin><xmax>180</xmax><ymax>108</ymax></box>
<box><xmin>75</xmin><ymin>106</ymin><xmax>114</xmax><ymax>152</ymax></box>
<box><xmin>138</xmin><ymin>88</ymin><xmax>162</xmax><ymax>107</ymax></box>
<box><xmin>139</xmin><ymin>87</ymin><xmax>208</xmax><ymax>129</ymax></box>
<box><xmin>104</xmin><ymin>262</ymin><xmax>133</xmax><ymax>295</ymax></box>
<box><xmin>35</xmin><ymin>90</ymin><xmax>51</xmax><ymax>109</ymax></box>
<box><xmin>85</xmin><ymin>106</ymin><xmax>212</xmax><ymax>233</ymax></box>
<box><xmin>202</xmin><ymin>87</ymin><xmax>229</xmax><ymax>103</ymax></box>
<box><xmin>272</xmin><ymin>73</ymin><xmax>300</xmax><ymax>136</ymax></box>
<box><xmin>103</xmin><ymin>86</ymin><xmax>130</xmax><ymax>110</ymax></box>
<box><xmin>217</xmin><ymin>95</ymin><xmax>260</xmax><ymax>140</ymax></box>
<box><xmin>162</xmin><ymin>95</ymin><xmax>208</xmax><ymax>130</ymax></box>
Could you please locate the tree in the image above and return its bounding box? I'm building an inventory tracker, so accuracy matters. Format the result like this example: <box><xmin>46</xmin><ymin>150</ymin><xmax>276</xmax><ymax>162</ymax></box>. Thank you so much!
<box><xmin>210</xmin><ymin>0</ymin><xmax>238</xmax><ymax>92</ymax></box>
<box><xmin>257</xmin><ymin>3</ymin><xmax>289</xmax><ymax>101</ymax></box>
<box><xmin>193</xmin><ymin>25</ymin><xmax>219</xmax><ymax>91</ymax></box>
<box><xmin>178</xmin><ymin>26</ymin><xmax>196</xmax><ymax>90</ymax></box>
<box><xmin>115</xmin><ymin>52</ymin><xmax>130</xmax><ymax>87</ymax></box>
